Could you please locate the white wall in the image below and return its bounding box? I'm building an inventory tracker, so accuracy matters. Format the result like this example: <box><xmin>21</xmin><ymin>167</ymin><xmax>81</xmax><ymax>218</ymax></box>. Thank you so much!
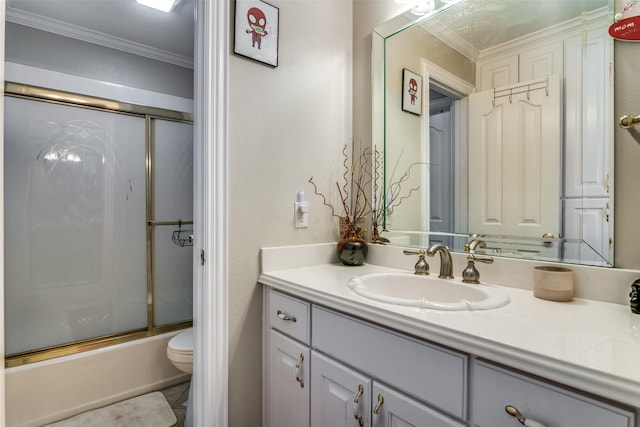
<box><xmin>5</xmin><ymin>22</ymin><xmax>193</xmax><ymax>99</ymax></box>
<box><xmin>228</xmin><ymin>0</ymin><xmax>352</xmax><ymax>424</ymax></box>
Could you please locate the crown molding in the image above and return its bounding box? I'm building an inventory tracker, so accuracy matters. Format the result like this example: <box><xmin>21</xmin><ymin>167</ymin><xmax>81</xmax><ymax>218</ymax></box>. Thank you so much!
<box><xmin>6</xmin><ymin>6</ymin><xmax>194</xmax><ymax>69</ymax></box>
<box><xmin>477</xmin><ymin>7</ymin><xmax>610</xmax><ymax>62</ymax></box>
<box><xmin>425</xmin><ymin>22</ymin><xmax>479</xmax><ymax>62</ymax></box>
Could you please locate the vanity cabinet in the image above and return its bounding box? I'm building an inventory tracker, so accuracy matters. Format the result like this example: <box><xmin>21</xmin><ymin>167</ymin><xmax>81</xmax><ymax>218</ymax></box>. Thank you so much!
<box><xmin>263</xmin><ymin>287</ymin><xmax>635</xmax><ymax>427</ymax></box>
<box><xmin>311</xmin><ymin>305</ymin><xmax>468</xmax><ymax>420</ymax></box>
<box><xmin>264</xmin><ymin>288</ymin><xmax>468</xmax><ymax>427</ymax></box>
<box><xmin>264</xmin><ymin>289</ymin><xmax>311</xmax><ymax>427</ymax></box>
<box><xmin>310</xmin><ymin>326</ymin><xmax>466</xmax><ymax>427</ymax></box>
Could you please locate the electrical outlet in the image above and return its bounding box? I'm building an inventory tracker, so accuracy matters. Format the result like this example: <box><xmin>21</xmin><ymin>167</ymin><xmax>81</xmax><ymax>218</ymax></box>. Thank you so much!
<box><xmin>294</xmin><ymin>202</ymin><xmax>309</xmax><ymax>228</ymax></box>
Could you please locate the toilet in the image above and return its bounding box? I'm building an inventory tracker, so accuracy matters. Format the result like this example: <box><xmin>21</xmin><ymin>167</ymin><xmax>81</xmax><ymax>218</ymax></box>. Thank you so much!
<box><xmin>167</xmin><ymin>328</ymin><xmax>194</xmax><ymax>427</ymax></box>
<box><xmin>167</xmin><ymin>327</ymin><xmax>193</xmax><ymax>374</ymax></box>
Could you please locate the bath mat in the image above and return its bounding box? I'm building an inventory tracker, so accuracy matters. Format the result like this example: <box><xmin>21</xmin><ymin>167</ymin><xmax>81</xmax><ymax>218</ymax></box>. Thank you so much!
<box><xmin>44</xmin><ymin>391</ymin><xmax>177</xmax><ymax>427</ymax></box>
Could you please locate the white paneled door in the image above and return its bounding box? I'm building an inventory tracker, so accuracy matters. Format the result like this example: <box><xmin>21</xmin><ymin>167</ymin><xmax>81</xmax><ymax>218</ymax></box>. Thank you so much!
<box><xmin>468</xmin><ymin>75</ymin><xmax>561</xmax><ymax>238</ymax></box>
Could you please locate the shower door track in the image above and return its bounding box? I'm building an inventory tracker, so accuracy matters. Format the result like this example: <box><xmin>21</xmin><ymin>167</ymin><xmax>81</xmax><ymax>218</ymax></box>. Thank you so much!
<box><xmin>4</xmin><ymin>82</ymin><xmax>194</xmax><ymax>368</ymax></box>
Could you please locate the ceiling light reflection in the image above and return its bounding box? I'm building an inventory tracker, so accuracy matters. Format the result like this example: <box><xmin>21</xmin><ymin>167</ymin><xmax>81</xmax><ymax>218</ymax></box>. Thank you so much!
<box><xmin>136</xmin><ymin>0</ymin><xmax>181</xmax><ymax>13</ymax></box>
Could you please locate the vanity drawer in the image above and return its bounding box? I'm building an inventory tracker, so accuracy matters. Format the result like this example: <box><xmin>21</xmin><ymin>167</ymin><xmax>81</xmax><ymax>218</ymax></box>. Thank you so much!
<box><xmin>312</xmin><ymin>306</ymin><xmax>468</xmax><ymax>419</ymax></box>
<box><xmin>471</xmin><ymin>360</ymin><xmax>634</xmax><ymax>427</ymax></box>
<box><xmin>267</xmin><ymin>289</ymin><xmax>310</xmax><ymax>344</ymax></box>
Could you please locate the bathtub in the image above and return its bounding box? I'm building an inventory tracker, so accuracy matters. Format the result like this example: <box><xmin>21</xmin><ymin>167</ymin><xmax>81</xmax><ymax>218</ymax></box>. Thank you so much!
<box><xmin>5</xmin><ymin>332</ymin><xmax>190</xmax><ymax>427</ymax></box>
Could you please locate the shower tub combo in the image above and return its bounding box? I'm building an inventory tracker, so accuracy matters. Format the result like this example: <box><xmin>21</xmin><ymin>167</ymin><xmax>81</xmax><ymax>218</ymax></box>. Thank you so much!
<box><xmin>3</xmin><ymin>74</ymin><xmax>194</xmax><ymax>426</ymax></box>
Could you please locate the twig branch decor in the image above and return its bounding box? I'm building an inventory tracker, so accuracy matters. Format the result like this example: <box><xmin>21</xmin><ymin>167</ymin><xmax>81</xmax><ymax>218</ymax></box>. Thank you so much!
<box><xmin>310</xmin><ymin>144</ymin><xmax>425</xmax><ymax>243</ymax></box>
<box><xmin>371</xmin><ymin>147</ymin><xmax>425</xmax><ymax>244</ymax></box>
<box><xmin>309</xmin><ymin>145</ymin><xmax>372</xmax><ymax>239</ymax></box>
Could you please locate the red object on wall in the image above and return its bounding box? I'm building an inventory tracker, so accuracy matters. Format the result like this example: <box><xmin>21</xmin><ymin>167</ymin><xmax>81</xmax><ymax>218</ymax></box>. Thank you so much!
<box><xmin>609</xmin><ymin>16</ymin><xmax>640</xmax><ymax>40</ymax></box>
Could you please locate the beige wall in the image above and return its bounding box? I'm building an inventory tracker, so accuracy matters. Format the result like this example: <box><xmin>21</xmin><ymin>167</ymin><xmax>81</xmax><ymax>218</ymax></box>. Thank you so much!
<box><xmin>228</xmin><ymin>0</ymin><xmax>640</xmax><ymax>424</ymax></box>
<box><xmin>228</xmin><ymin>0</ymin><xmax>353</xmax><ymax>425</ymax></box>
<box><xmin>613</xmin><ymin>39</ymin><xmax>640</xmax><ymax>269</ymax></box>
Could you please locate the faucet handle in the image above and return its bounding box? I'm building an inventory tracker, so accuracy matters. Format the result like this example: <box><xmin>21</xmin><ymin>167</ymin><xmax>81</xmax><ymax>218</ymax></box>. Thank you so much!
<box><xmin>464</xmin><ymin>238</ymin><xmax>487</xmax><ymax>253</ymax></box>
<box><xmin>461</xmin><ymin>254</ymin><xmax>493</xmax><ymax>284</ymax></box>
<box><xmin>403</xmin><ymin>249</ymin><xmax>429</xmax><ymax>275</ymax></box>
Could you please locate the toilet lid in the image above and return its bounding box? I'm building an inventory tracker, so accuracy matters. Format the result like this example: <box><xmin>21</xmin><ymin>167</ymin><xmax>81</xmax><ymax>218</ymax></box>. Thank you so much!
<box><xmin>169</xmin><ymin>328</ymin><xmax>193</xmax><ymax>352</ymax></box>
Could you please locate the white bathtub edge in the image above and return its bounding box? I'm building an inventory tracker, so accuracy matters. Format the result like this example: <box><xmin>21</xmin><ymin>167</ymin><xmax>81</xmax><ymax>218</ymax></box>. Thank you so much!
<box><xmin>6</xmin><ymin>332</ymin><xmax>190</xmax><ymax>427</ymax></box>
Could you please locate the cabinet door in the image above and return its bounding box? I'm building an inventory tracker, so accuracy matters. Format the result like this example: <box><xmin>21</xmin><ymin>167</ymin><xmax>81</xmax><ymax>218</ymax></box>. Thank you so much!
<box><xmin>268</xmin><ymin>330</ymin><xmax>310</xmax><ymax>427</ymax></box>
<box><xmin>311</xmin><ymin>351</ymin><xmax>372</xmax><ymax>427</ymax></box>
<box><xmin>564</xmin><ymin>28</ymin><xmax>612</xmax><ymax>199</ymax></box>
<box><xmin>563</xmin><ymin>198</ymin><xmax>611</xmax><ymax>264</ymax></box>
<box><xmin>476</xmin><ymin>55</ymin><xmax>518</xmax><ymax>91</ymax></box>
<box><xmin>518</xmin><ymin>40</ymin><xmax>563</xmax><ymax>81</ymax></box>
<box><xmin>371</xmin><ymin>383</ymin><xmax>466</xmax><ymax>427</ymax></box>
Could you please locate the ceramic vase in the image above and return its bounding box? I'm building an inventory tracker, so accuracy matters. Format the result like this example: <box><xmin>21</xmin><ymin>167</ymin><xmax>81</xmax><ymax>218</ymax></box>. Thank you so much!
<box><xmin>337</xmin><ymin>233</ymin><xmax>368</xmax><ymax>266</ymax></box>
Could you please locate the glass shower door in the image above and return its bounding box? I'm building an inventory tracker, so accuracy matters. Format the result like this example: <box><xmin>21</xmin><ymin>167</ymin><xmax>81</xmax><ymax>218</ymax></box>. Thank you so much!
<box><xmin>151</xmin><ymin>119</ymin><xmax>194</xmax><ymax>327</ymax></box>
<box><xmin>4</xmin><ymin>97</ymin><xmax>148</xmax><ymax>355</ymax></box>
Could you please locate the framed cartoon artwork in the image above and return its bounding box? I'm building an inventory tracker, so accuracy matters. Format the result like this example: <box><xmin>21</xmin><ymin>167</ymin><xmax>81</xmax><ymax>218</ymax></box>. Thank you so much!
<box><xmin>234</xmin><ymin>0</ymin><xmax>279</xmax><ymax>67</ymax></box>
<box><xmin>402</xmin><ymin>68</ymin><xmax>422</xmax><ymax>115</ymax></box>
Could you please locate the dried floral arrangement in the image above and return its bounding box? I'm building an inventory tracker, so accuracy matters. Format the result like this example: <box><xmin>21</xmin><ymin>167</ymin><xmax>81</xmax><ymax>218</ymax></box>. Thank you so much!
<box><xmin>309</xmin><ymin>145</ymin><xmax>372</xmax><ymax>240</ymax></box>
<box><xmin>371</xmin><ymin>147</ymin><xmax>424</xmax><ymax>243</ymax></box>
<box><xmin>309</xmin><ymin>144</ymin><xmax>425</xmax><ymax>243</ymax></box>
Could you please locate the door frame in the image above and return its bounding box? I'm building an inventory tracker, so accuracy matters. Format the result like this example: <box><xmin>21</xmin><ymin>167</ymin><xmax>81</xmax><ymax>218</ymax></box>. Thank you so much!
<box><xmin>193</xmin><ymin>0</ymin><xmax>229</xmax><ymax>426</ymax></box>
<box><xmin>421</xmin><ymin>58</ymin><xmax>474</xmax><ymax>234</ymax></box>
<box><xmin>0</xmin><ymin>1</ymin><xmax>230</xmax><ymax>425</ymax></box>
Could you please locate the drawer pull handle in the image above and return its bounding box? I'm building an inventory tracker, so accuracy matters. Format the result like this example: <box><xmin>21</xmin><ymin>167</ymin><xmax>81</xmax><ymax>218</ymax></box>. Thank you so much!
<box><xmin>352</xmin><ymin>384</ymin><xmax>365</xmax><ymax>427</ymax></box>
<box><xmin>294</xmin><ymin>353</ymin><xmax>304</xmax><ymax>388</ymax></box>
<box><xmin>372</xmin><ymin>393</ymin><xmax>384</xmax><ymax>427</ymax></box>
<box><xmin>277</xmin><ymin>309</ymin><xmax>297</xmax><ymax>322</ymax></box>
<box><xmin>505</xmin><ymin>405</ymin><xmax>546</xmax><ymax>427</ymax></box>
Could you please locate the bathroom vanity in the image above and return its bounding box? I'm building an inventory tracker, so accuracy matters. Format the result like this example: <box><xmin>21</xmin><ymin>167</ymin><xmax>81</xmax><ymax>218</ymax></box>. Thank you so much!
<box><xmin>259</xmin><ymin>244</ymin><xmax>640</xmax><ymax>427</ymax></box>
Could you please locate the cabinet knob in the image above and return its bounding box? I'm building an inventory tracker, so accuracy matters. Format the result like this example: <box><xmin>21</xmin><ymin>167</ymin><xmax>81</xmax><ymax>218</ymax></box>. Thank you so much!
<box><xmin>352</xmin><ymin>384</ymin><xmax>365</xmax><ymax>426</ymax></box>
<box><xmin>372</xmin><ymin>394</ymin><xmax>384</xmax><ymax>427</ymax></box>
<box><xmin>294</xmin><ymin>353</ymin><xmax>304</xmax><ymax>388</ymax></box>
<box><xmin>277</xmin><ymin>309</ymin><xmax>297</xmax><ymax>322</ymax></box>
<box><xmin>505</xmin><ymin>405</ymin><xmax>547</xmax><ymax>427</ymax></box>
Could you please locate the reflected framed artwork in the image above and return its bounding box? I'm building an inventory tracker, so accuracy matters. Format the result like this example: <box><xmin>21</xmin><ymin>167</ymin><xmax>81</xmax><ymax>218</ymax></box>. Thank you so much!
<box><xmin>234</xmin><ymin>0</ymin><xmax>279</xmax><ymax>67</ymax></box>
<box><xmin>402</xmin><ymin>68</ymin><xmax>422</xmax><ymax>115</ymax></box>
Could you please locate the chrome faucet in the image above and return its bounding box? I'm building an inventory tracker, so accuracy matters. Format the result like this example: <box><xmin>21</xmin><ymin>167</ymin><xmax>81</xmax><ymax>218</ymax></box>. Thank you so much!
<box><xmin>426</xmin><ymin>244</ymin><xmax>454</xmax><ymax>279</ymax></box>
<box><xmin>403</xmin><ymin>249</ymin><xmax>429</xmax><ymax>275</ymax></box>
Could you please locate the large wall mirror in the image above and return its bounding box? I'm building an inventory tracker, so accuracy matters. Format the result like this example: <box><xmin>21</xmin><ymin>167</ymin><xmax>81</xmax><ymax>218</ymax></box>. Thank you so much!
<box><xmin>372</xmin><ymin>0</ymin><xmax>614</xmax><ymax>267</ymax></box>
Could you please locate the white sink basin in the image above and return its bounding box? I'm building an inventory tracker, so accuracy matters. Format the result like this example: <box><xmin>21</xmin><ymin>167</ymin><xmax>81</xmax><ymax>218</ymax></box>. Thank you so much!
<box><xmin>347</xmin><ymin>273</ymin><xmax>510</xmax><ymax>311</ymax></box>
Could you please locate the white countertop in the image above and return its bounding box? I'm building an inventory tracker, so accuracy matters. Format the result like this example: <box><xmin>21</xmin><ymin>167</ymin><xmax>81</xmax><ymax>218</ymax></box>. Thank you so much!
<box><xmin>259</xmin><ymin>244</ymin><xmax>640</xmax><ymax>409</ymax></box>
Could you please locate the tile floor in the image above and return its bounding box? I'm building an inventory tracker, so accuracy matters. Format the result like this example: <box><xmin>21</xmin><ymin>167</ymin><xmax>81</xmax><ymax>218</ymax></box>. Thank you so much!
<box><xmin>160</xmin><ymin>380</ymin><xmax>191</xmax><ymax>427</ymax></box>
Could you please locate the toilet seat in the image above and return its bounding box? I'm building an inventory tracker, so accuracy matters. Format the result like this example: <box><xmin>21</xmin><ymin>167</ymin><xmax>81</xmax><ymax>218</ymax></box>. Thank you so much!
<box><xmin>167</xmin><ymin>328</ymin><xmax>193</xmax><ymax>374</ymax></box>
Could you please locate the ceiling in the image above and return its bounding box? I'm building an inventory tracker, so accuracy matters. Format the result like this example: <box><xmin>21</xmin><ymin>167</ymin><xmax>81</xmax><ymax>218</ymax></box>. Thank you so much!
<box><xmin>6</xmin><ymin>0</ymin><xmax>195</xmax><ymax>68</ymax></box>
<box><xmin>423</xmin><ymin>0</ymin><xmax>610</xmax><ymax>58</ymax></box>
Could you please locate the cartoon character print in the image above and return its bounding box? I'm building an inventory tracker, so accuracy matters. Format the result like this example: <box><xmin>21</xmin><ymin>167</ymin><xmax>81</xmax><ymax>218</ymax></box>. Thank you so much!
<box><xmin>246</xmin><ymin>7</ymin><xmax>268</xmax><ymax>49</ymax></box>
<box><xmin>407</xmin><ymin>78</ymin><xmax>418</xmax><ymax>105</ymax></box>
